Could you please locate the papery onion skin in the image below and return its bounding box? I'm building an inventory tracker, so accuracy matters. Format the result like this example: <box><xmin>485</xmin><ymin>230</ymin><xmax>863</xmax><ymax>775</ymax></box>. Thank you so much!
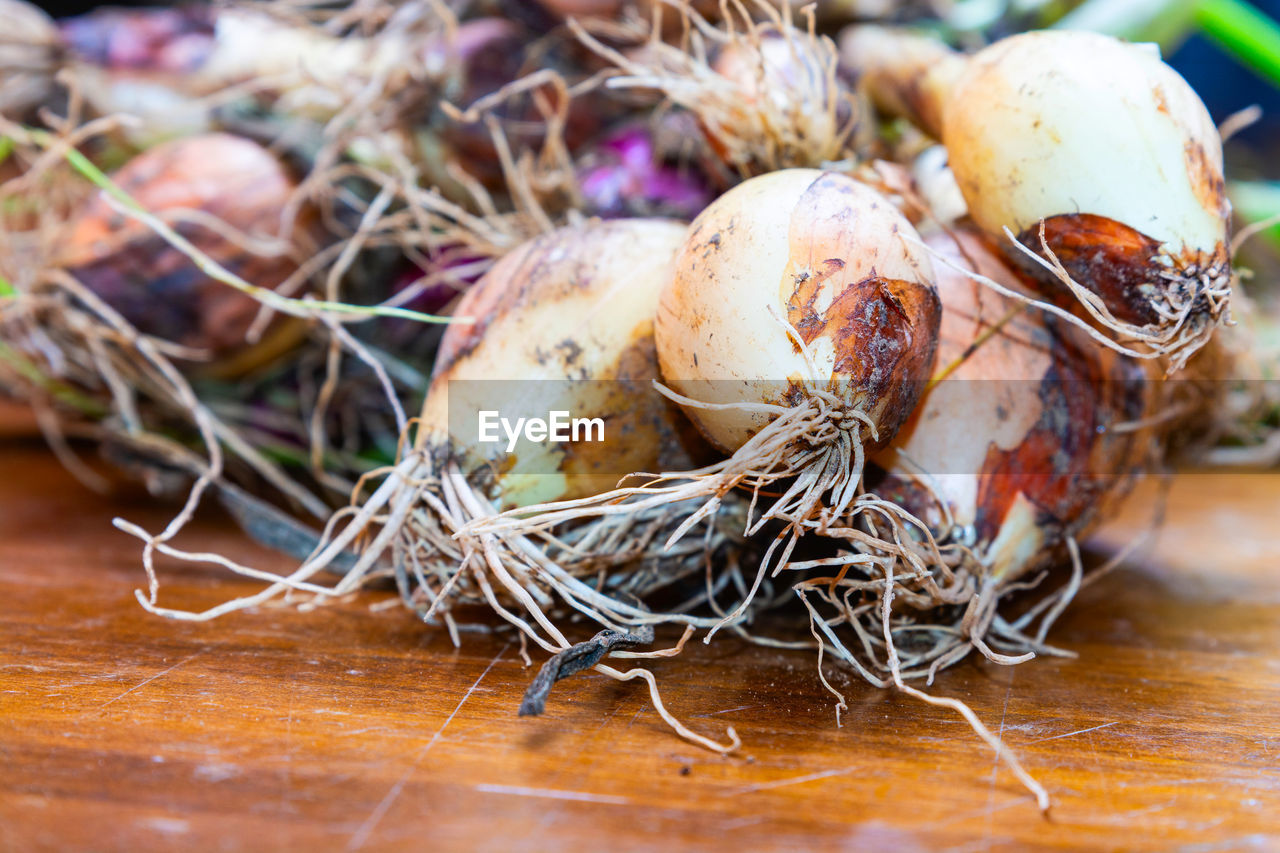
<box><xmin>656</xmin><ymin>168</ymin><xmax>940</xmax><ymax>454</ymax></box>
<box><xmin>58</xmin><ymin>133</ymin><xmax>314</xmax><ymax>366</ymax></box>
<box><xmin>872</xmin><ymin>229</ymin><xmax>1155</xmax><ymax>583</ymax></box>
<box><xmin>420</xmin><ymin>219</ymin><xmax>710</xmax><ymax>510</ymax></box>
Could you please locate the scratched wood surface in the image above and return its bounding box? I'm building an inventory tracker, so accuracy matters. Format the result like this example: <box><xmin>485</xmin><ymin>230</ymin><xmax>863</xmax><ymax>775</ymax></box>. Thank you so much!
<box><xmin>1</xmin><ymin>429</ymin><xmax>1279</xmax><ymax>852</ymax></box>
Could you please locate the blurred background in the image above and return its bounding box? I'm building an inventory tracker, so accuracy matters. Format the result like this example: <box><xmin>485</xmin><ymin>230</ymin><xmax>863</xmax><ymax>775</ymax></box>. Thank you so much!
<box><xmin>34</xmin><ymin>0</ymin><xmax>1280</xmax><ymax>172</ymax></box>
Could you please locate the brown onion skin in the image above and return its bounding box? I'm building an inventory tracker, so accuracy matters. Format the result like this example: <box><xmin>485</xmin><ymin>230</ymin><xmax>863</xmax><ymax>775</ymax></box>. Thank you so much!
<box><xmin>777</xmin><ymin>173</ymin><xmax>941</xmax><ymax>452</ymax></box>
<box><xmin>58</xmin><ymin>133</ymin><xmax>314</xmax><ymax>362</ymax></box>
<box><xmin>872</xmin><ymin>229</ymin><xmax>1156</xmax><ymax>581</ymax></box>
<box><xmin>784</xmin><ymin>271</ymin><xmax>940</xmax><ymax>454</ymax></box>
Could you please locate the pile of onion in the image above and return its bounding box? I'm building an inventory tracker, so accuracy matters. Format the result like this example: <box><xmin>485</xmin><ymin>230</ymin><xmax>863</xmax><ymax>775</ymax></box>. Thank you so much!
<box><xmin>857</xmin><ymin>227</ymin><xmax>1155</xmax><ymax>669</ymax></box>
<box><xmin>67</xmin><ymin>8</ymin><xmax>1257</xmax><ymax>804</ymax></box>
<box><xmin>842</xmin><ymin>27</ymin><xmax>1233</xmax><ymax>370</ymax></box>
<box><xmin>471</xmin><ymin>168</ymin><xmax>941</xmax><ymax>628</ymax></box>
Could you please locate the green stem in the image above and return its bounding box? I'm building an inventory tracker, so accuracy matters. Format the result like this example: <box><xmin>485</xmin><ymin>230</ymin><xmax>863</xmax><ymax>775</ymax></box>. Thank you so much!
<box><xmin>1052</xmin><ymin>0</ymin><xmax>1199</xmax><ymax>49</ymax></box>
<box><xmin>1196</xmin><ymin>0</ymin><xmax>1280</xmax><ymax>89</ymax></box>
<box><xmin>0</xmin><ymin>341</ymin><xmax>109</xmax><ymax>417</ymax></box>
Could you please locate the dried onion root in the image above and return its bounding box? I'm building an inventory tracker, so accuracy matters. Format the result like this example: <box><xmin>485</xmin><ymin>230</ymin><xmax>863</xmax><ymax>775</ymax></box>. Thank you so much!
<box><xmin>842</xmin><ymin>27</ymin><xmax>1233</xmax><ymax>370</ymax></box>
<box><xmin>115</xmin><ymin>218</ymin><xmax>753</xmax><ymax>752</ymax></box>
<box><xmin>572</xmin><ymin>1</ymin><xmax>866</xmax><ymax>178</ymax></box>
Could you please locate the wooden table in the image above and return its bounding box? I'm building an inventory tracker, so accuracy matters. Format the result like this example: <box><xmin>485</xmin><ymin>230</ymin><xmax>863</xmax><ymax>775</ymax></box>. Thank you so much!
<box><xmin>2</xmin><ymin>434</ymin><xmax>1278</xmax><ymax>852</ymax></box>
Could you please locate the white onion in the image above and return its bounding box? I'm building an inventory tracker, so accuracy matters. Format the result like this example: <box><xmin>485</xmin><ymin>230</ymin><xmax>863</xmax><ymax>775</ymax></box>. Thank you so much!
<box><xmin>843</xmin><ymin>27</ymin><xmax>1231</xmax><ymax>369</ymax></box>
<box><xmin>657</xmin><ymin>168</ymin><xmax>939</xmax><ymax>462</ymax></box>
<box><xmin>420</xmin><ymin>218</ymin><xmax>700</xmax><ymax>509</ymax></box>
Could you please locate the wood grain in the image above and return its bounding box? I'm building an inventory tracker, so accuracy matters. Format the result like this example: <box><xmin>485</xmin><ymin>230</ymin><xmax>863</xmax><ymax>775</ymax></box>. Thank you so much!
<box><xmin>1</xmin><ymin>439</ymin><xmax>1278</xmax><ymax>852</ymax></box>
<box><xmin>0</xmin><ymin>397</ymin><xmax>39</xmax><ymax>439</ymax></box>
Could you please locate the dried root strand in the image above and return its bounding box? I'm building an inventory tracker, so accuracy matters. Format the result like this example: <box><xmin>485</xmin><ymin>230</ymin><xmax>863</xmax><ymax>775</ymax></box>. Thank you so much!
<box><xmin>570</xmin><ymin>0</ymin><xmax>865</xmax><ymax>175</ymax></box>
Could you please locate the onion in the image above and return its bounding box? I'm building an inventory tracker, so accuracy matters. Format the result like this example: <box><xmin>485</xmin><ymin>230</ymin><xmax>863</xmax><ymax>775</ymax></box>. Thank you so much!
<box><xmin>658</xmin><ymin>169</ymin><xmax>938</xmax><ymax>463</ymax></box>
<box><xmin>0</xmin><ymin>0</ymin><xmax>61</xmax><ymax>120</ymax></box>
<box><xmin>57</xmin><ymin>133</ymin><xmax>315</xmax><ymax>372</ymax></box>
<box><xmin>344</xmin><ymin>219</ymin><xmax>754</xmax><ymax>697</ymax></box>
<box><xmin>872</xmin><ymin>228</ymin><xmax>1154</xmax><ymax>590</ymax></box>
<box><xmin>843</xmin><ymin>27</ymin><xmax>1231</xmax><ymax>369</ymax></box>
<box><xmin>418</xmin><ymin>218</ymin><xmax>707</xmax><ymax>510</ymax></box>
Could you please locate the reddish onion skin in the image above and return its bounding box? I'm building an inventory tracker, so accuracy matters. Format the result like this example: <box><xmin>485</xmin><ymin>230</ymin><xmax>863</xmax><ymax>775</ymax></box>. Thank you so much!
<box><xmin>58</xmin><ymin>134</ymin><xmax>314</xmax><ymax>363</ymax></box>
<box><xmin>872</xmin><ymin>229</ymin><xmax>1155</xmax><ymax>582</ymax></box>
<box><xmin>1009</xmin><ymin>214</ymin><xmax>1173</xmax><ymax>327</ymax></box>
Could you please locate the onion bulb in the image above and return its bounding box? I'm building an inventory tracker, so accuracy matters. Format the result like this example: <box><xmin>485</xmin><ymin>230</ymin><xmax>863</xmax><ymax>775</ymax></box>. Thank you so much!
<box><xmin>873</xmin><ymin>228</ymin><xmax>1153</xmax><ymax>589</ymax></box>
<box><xmin>843</xmin><ymin>27</ymin><xmax>1231</xmax><ymax>369</ymax></box>
<box><xmin>0</xmin><ymin>0</ymin><xmax>61</xmax><ymax>119</ymax></box>
<box><xmin>658</xmin><ymin>169</ymin><xmax>939</xmax><ymax>466</ymax></box>
<box><xmin>350</xmin><ymin>219</ymin><xmax>745</xmax><ymax>648</ymax></box>
<box><xmin>58</xmin><ymin>133</ymin><xmax>315</xmax><ymax>372</ymax></box>
<box><xmin>418</xmin><ymin>218</ymin><xmax>707</xmax><ymax>510</ymax></box>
